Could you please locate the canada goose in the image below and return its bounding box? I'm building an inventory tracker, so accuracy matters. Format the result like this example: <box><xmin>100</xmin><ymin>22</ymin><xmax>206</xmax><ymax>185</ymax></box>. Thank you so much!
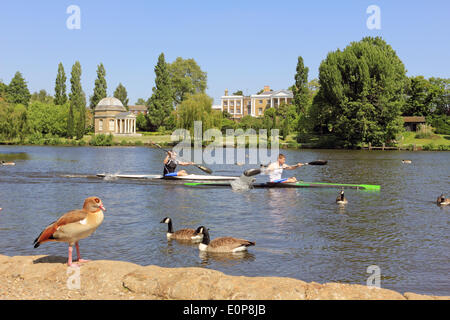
<box><xmin>160</xmin><ymin>217</ymin><xmax>203</xmax><ymax>241</ymax></box>
<box><xmin>336</xmin><ymin>189</ymin><xmax>348</xmax><ymax>204</ymax></box>
<box><xmin>401</xmin><ymin>160</ymin><xmax>412</xmax><ymax>164</ymax></box>
<box><xmin>436</xmin><ymin>194</ymin><xmax>450</xmax><ymax>206</ymax></box>
<box><xmin>33</xmin><ymin>197</ymin><xmax>106</xmax><ymax>266</ymax></box>
<box><xmin>194</xmin><ymin>226</ymin><xmax>255</xmax><ymax>253</ymax></box>
<box><xmin>1</xmin><ymin>160</ymin><xmax>15</xmax><ymax>166</ymax></box>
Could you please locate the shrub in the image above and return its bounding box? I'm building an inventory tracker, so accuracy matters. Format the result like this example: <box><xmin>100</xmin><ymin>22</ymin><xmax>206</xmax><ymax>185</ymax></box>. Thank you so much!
<box><xmin>415</xmin><ymin>124</ymin><xmax>433</xmax><ymax>139</ymax></box>
<box><xmin>120</xmin><ymin>139</ymin><xmax>128</xmax><ymax>146</ymax></box>
<box><xmin>135</xmin><ymin>140</ymin><xmax>143</xmax><ymax>146</ymax></box>
<box><xmin>89</xmin><ymin>133</ymin><xmax>113</xmax><ymax>146</ymax></box>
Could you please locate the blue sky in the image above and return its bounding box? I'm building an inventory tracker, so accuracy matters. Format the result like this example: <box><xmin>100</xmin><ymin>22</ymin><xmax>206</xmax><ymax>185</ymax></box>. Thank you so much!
<box><xmin>0</xmin><ymin>0</ymin><xmax>449</xmax><ymax>105</ymax></box>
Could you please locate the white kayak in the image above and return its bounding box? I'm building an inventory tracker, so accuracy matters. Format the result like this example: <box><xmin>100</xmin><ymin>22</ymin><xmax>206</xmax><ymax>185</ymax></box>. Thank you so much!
<box><xmin>96</xmin><ymin>173</ymin><xmax>239</xmax><ymax>181</ymax></box>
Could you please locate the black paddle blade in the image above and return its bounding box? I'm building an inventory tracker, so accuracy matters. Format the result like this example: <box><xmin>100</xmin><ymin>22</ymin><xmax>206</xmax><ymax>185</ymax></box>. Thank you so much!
<box><xmin>195</xmin><ymin>164</ymin><xmax>213</xmax><ymax>174</ymax></box>
<box><xmin>244</xmin><ymin>168</ymin><xmax>262</xmax><ymax>176</ymax></box>
<box><xmin>306</xmin><ymin>160</ymin><xmax>328</xmax><ymax>165</ymax></box>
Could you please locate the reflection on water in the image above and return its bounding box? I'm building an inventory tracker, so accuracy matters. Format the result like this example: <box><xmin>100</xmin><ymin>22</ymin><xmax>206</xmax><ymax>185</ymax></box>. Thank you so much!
<box><xmin>0</xmin><ymin>145</ymin><xmax>449</xmax><ymax>296</ymax></box>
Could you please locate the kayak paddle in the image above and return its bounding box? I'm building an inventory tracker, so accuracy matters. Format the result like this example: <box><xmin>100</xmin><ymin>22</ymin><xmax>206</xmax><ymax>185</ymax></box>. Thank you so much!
<box><xmin>244</xmin><ymin>160</ymin><xmax>328</xmax><ymax>177</ymax></box>
<box><xmin>149</xmin><ymin>141</ymin><xmax>213</xmax><ymax>174</ymax></box>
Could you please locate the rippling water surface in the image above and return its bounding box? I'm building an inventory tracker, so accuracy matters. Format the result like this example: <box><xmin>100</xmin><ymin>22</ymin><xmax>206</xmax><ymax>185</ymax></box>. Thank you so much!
<box><xmin>0</xmin><ymin>146</ymin><xmax>449</xmax><ymax>295</ymax></box>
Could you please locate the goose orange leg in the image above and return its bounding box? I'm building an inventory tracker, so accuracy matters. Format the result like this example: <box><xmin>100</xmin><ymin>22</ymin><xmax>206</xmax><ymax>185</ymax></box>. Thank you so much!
<box><xmin>75</xmin><ymin>242</ymin><xmax>89</xmax><ymax>263</ymax></box>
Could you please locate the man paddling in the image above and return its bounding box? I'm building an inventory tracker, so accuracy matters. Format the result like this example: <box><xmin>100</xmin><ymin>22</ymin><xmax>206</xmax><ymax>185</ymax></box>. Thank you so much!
<box><xmin>264</xmin><ymin>154</ymin><xmax>303</xmax><ymax>183</ymax></box>
<box><xmin>163</xmin><ymin>151</ymin><xmax>194</xmax><ymax>177</ymax></box>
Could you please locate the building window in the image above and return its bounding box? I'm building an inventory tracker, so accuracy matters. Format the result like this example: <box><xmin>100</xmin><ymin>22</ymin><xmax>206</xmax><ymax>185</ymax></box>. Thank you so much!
<box><xmin>259</xmin><ymin>100</ymin><xmax>263</xmax><ymax>104</ymax></box>
<box><xmin>109</xmin><ymin>119</ymin><xmax>115</xmax><ymax>131</ymax></box>
<box><xmin>258</xmin><ymin>108</ymin><xmax>263</xmax><ymax>115</ymax></box>
<box><xmin>99</xmin><ymin>119</ymin><xmax>103</xmax><ymax>131</ymax></box>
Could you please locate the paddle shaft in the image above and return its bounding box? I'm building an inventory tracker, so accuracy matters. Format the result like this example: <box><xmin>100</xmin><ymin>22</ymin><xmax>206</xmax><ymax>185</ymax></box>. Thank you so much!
<box><xmin>150</xmin><ymin>141</ymin><xmax>213</xmax><ymax>174</ymax></box>
<box><xmin>244</xmin><ymin>160</ymin><xmax>327</xmax><ymax>177</ymax></box>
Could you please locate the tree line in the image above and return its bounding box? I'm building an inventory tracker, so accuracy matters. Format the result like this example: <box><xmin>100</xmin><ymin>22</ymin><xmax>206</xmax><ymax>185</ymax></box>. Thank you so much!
<box><xmin>1</xmin><ymin>37</ymin><xmax>449</xmax><ymax>147</ymax></box>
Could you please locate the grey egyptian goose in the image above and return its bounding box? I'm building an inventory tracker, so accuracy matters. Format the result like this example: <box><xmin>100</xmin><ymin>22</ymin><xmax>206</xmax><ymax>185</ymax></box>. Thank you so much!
<box><xmin>33</xmin><ymin>197</ymin><xmax>106</xmax><ymax>266</ymax></box>
<box><xmin>437</xmin><ymin>194</ymin><xmax>450</xmax><ymax>206</ymax></box>
<box><xmin>336</xmin><ymin>189</ymin><xmax>348</xmax><ymax>204</ymax></box>
<box><xmin>194</xmin><ymin>226</ymin><xmax>255</xmax><ymax>253</ymax></box>
<box><xmin>160</xmin><ymin>217</ymin><xmax>203</xmax><ymax>241</ymax></box>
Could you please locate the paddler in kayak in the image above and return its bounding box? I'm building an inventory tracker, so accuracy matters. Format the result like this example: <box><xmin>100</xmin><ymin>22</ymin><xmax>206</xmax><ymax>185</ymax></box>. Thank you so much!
<box><xmin>163</xmin><ymin>151</ymin><xmax>195</xmax><ymax>177</ymax></box>
<box><xmin>264</xmin><ymin>154</ymin><xmax>304</xmax><ymax>183</ymax></box>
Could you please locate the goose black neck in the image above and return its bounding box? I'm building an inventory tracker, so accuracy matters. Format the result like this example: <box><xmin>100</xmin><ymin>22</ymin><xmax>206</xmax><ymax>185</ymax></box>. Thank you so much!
<box><xmin>167</xmin><ymin>220</ymin><xmax>173</xmax><ymax>233</ymax></box>
<box><xmin>201</xmin><ymin>229</ymin><xmax>210</xmax><ymax>245</ymax></box>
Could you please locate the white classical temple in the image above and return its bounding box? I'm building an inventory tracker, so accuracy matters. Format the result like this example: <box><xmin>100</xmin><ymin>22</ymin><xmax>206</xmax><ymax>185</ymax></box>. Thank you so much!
<box><xmin>94</xmin><ymin>97</ymin><xmax>141</xmax><ymax>136</ymax></box>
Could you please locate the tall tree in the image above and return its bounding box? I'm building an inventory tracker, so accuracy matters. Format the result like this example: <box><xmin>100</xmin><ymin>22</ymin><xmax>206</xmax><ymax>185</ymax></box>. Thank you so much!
<box><xmin>0</xmin><ymin>80</ymin><xmax>8</xmax><ymax>99</ymax></box>
<box><xmin>69</xmin><ymin>61</ymin><xmax>86</xmax><ymax>139</ymax></box>
<box><xmin>54</xmin><ymin>63</ymin><xmax>67</xmax><ymax>105</ymax></box>
<box><xmin>167</xmin><ymin>57</ymin><xmax>207</xmax><ymax>104</ymax></box>
<box><xmin>113</xmin><ymin>83</ymin><xmax>129</xmax><ymax>110</ymax></box>
<box><xmin>311</xmin><ymin>36</ymin><xmax>407</xmax><ymax>147</ymax></box>
<box><xmin>233</xmin><ymin>90</ymin><xmax>243</xmax><ymax>96</ymax></box>
<box><xmin>292</xmin><ymin>56</ymin><xmax>309</xmax><ymax>115</ymax></box>
<box><xmin>7</xmin><ymin>71</ymin><xmax>31</xmax><ymax>106</ymax></box>
<box><xmin>90</xmin><ymin>63</ymin><xmax>107</xmax><ymax>109</ymax></box>
<box><xmin>147</xmin><ymin>53</ymin><xmax>174</xmax><ymax>131</ymax></box>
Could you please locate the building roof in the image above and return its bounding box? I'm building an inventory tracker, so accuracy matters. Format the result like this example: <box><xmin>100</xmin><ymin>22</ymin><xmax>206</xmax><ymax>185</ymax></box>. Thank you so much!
<box><xmin>402</xmin><ymin>116</ymin><xmax>426</xmax><ymax>123</ymax></box>
<box><xmin>128</xmin><ymin>105</ymin><xmax>147</xmax><ymax>111</ymax></box>
<box><xmin>251</xmin><ymin>89</ymin><xmax>293</xmax><ymax>98</ymax></box>
<box><xmin>95</xmin><ymin>97</ymin><xmax>126</xmax><ymax>112</ymax></box>
<box><xmin>115</xmin><ymin>111</ymin><xmax>136</xmax><ymax>118</ymax></box>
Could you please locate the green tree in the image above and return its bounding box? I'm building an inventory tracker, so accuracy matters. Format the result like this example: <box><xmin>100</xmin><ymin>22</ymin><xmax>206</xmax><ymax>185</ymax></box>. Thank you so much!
<box><xmin>31</xmin><ymin>89</ymin><xmax>54</xmax><ymax>104</ymax></box>
<box><xmin>0</xmin><ymin>80</ymin><xmax>8</xmax><ymax>99</ymax></box>
<box><xmin>0</xmin><ymin>101</ymin><xmax>28</xmax><ymax>140</ymax></box>
<box><xmin>54</xmin><ymin>63</ymin><xmax>67</xmax><ymax>105</ymax></box>
<box><xmin>403</xmin><ymin>76</ymin><xmax>435</xmax><ymax>116</ymax></box>
<box><xmin>6</xmin><ymin>72</ymin><xmax>31</xmax><ymax>106</ymax></box>
<box><xmin>147</xmin><ymin>53</ymin><xmax>173</xmax><ymax>131</ymax></box>
<box><xmin>27</xmin><ymin>101</ymin><xmax>69</xmax><ymax>136</ymax></box>
<box><xmin>233</xmin><ymin>90</ymin><xmax>243</xmax><ymax>96</ymax></box>
<box><xmin>176</xmin><ymin>93</ymin><xmax>215</xmax><ymax>134</ymax></box>
<box><xmin>90</xmin><ymin>63</ymin><xmax>107</xmax><ymax>109</ymax></box>
<box><xmin>113</xmin><ymin>83</ymin><xmax>129</xmax><ymax>110</ymax></box>
<box><xmin>292</xmin><ymin>56</ymin><xmax>309</xmax><ymax>114</ymax></box>
<box><xmin>311</xmin><ymin>36</ymin><xmax>407</xmax><ymax>147</ymax></box>
<box><xmin>69</xmin><ymin>61</ymin><xmax>86</xmax><ymax>139</ymax></box>
<box><xmin>136</xmin><ymin>112</ymin><xmax>148</xmax><ymax>131</ymax></box>
<box><xmin>428</xmin><ymin>77</ymin><xmax>450</xmax><ymax>115</ymax></box>
<box><xmin>135</xmin><ymin>98</ymin><xmax>147</xmax><ymax>105</ymax></box>
<box><xmin>168</xmin><ymin>57</ymin><xmax>207</xmax><ymax>104</ymax></box>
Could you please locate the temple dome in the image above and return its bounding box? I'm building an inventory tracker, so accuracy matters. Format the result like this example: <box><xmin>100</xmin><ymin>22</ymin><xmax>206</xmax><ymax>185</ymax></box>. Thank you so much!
<box><xmin>95</xmin><ymin>97</ymin><xmax>126</xmax><ymax>112</ymax></box>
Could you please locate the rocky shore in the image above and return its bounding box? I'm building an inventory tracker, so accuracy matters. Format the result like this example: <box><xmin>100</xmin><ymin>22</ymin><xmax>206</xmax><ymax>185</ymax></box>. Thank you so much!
<box><xmin>0</xmin><ymin>254</ymin><xmax>448</xmax><ymax>300</ymax></box>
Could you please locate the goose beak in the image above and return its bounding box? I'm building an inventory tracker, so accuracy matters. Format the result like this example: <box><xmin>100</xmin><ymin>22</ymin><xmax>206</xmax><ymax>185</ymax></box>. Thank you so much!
<box><xmin>100</xmin><ymin>204</ymin><xmax>106</xmax><ymax>212</ymax></box>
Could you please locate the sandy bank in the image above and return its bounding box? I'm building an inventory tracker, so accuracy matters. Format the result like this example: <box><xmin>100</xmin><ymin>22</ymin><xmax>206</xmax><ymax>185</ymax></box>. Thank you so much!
<box><xmin>0</xmin><ymin>254</ymin><xmax>448</xmax><ymax>300</ymax></box>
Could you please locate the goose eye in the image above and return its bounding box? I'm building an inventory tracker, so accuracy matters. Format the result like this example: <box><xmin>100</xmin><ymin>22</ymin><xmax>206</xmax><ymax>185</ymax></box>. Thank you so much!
<box><xmin>95</xmin><ymin>198</ymin><xmax>100</xmax><ymax>203</ymax></box>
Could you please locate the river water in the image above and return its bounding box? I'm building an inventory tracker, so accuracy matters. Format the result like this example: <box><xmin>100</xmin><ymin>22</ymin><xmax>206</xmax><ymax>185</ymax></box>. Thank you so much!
<box><xmin>0</xmin><ymin>145</ymin><xmax>448</xmax><ymax>296</ymax></box>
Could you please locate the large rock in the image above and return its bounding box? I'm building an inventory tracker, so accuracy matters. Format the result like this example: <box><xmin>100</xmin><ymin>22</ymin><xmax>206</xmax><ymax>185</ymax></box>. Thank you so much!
<box><xmin>0</xmin><ymin>254</ymin><xmax>448</xmax><ymax>300</ymax></box>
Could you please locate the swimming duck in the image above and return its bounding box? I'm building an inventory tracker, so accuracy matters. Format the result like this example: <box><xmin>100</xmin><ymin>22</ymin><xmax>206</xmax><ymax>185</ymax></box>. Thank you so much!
<box><xmin>160</xmin><ymin>217</ymin><xmax>203</xmax><ymax>241</ymax></box>
<box><xmin>1</xmin><ymin>160</ymin><xmax>15</xmax><ymax>166</ymax></box>
<box><xmin>33</xmin><ymin>197</ymin><xmax>106</xmax><ymax>266</ymax></box>
<box><xmin>436</xmin><ymin>194</ymin><xmax>450</xmax><ymax>206</ymax></box>
<box><xmin>401</xmin><ymin>160</ymin><xmax>412</xmax><ymax>164</ymax></box>
<box><xmin>336</xmin><ymin>189</ymin><xmax>348</xmax><ymax>204</ymax></box>
<box><xmin>194</xmin><ymin>226</ymin><xmax>255</xmax><ymax>253</ymax></box>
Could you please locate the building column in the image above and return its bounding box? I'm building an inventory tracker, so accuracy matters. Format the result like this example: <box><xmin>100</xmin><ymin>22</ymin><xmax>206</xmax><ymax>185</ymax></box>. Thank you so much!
<box><xmin>115</xmin><ymin>119</ymin><xmax>117</xmax><ymax>133</ymax></box>
<box><xmin>134</xmin><ymin>119</ymin><xmax>136</xmax><ymax>133</ymax></box>
<box><xmin>234</xmin><ymin>99</ymin><xmax>236</xmax><ymax>114</ymax></box>
<box><xmin>241</xmin><ymin>98</ymin><xmax>243</xmax><ymax>115</ymax></box>
<box><xmin>278</xmin><ymin>97</ymin><xmax>280</xmax><ymax>107</ymax></box>
<box><xmin>271</xmin><ymin>98</ymin><xmax>273</xmax><ymax>109</ymax></box>
<box><xmin>285</xmin><ymin>97</ymin><xmax>287</xmax><ymax>104</ymax></box>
